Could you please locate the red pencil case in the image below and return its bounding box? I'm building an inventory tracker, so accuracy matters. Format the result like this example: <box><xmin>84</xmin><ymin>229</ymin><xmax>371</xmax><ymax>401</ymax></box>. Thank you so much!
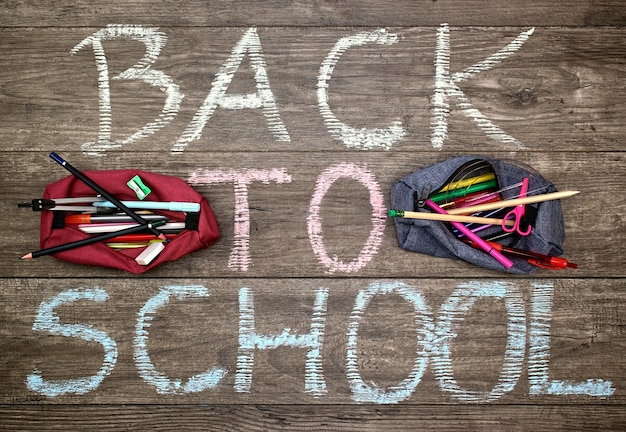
<box><xmin>39</xmin><ymin>170</ymin><xmax>219</xmax><ymax>273</ymax></box>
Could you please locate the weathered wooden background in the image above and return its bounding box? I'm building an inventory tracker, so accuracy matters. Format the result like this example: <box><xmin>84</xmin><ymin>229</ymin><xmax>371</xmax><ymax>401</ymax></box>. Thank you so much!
<box><xmin>1</xmin><ymin>1</ymin><xmax>625</xmax><ymax>430</ymax></box>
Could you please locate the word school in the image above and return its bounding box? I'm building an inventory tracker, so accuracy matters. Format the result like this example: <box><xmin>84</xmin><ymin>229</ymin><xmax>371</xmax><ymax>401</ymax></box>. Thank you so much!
<box><xmin>71</xmin><ymin>24</ymin><xmax>533</xmax><ymax>155</ymax></box>
<box><xmin>27</xmin><ymin>281</ymin><xmax>613</xmax><ymax>402</ymax></box>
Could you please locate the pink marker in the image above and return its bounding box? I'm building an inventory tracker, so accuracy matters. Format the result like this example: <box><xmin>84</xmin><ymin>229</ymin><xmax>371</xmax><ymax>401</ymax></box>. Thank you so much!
<box><xmin>425</xmin><ymin>199</ymin><xmax>513</xmax><ymax>269</ymax></box>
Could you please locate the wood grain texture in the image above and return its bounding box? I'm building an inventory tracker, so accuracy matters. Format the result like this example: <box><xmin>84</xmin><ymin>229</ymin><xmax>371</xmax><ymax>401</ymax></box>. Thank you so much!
<box><xmin>2</xmin><ymin>151</ymin><xmax>623</xmax><ymax>278</ymax></box>
<box><xmin>1</xmin><ymin>404</ymin><xmax>625</xmax><ymax>431</ymax></box>
<box><xmin>1</xmin><ymin>1</ymin><xmax>625</xmax><ymax>429</ymax></box>
<box><xmin>1</xmin><ymin>278</ymin><xmax>623</xmax><ymax>404</ymax></box>
<box><xmin>2</xmin><ymin>0</ymin><xmax>626</xmax><ymax>27</ymax></box>
<box><xmin>0</xmin><ymin>27</ymin><xmax>625</xmax><ymax>153</ymax></box>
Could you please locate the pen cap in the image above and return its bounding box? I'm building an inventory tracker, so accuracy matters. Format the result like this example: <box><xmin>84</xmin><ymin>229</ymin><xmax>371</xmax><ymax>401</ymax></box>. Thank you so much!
<box><xmin>390</xmin><ymin>156</ymin><xmax>566</xmax><ymax>274</ymax></box>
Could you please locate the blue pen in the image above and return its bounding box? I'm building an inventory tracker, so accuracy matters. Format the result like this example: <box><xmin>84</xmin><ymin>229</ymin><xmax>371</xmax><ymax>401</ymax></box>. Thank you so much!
<box><xmin>93</xmin><ymin>200</ymin><xmax>200</xmax><ymax>212</ymax></box>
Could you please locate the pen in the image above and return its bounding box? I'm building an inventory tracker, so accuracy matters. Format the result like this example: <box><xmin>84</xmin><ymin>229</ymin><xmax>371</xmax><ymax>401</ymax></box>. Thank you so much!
<box><xmin>66</xmin><ymin>214</ymin><xmax>167</xmax><ymax>224</ymax></box>
<box><xmin>424</xmin><ymin>199</ymin><xmax>513</xmax><ymax>269</ymax></box>
<box><xmin>465</xmin><ymin>240</ymin><xmax>578</xmax><ymax>270</ymax></box>
<box><xmin>21</xmin><ymin>220</ymin><xmax>167</xmax><ymax>260</ymax></box>
<box><xmin>49</xmin><ymin>152</ymin><xmax>166</xmax><ymax>240</ymax></box>
<box><xmin>78</xmin><ymin>221</ymin><xmax>185</xmax><ymax>234</ymax></box>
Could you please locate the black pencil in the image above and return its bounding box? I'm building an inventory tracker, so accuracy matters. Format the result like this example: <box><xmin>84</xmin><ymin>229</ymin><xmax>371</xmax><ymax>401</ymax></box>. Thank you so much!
<box><xmin>49</xmin><ymin>152</ymin><xmax>166</xmax><ymax>240</ymax></box>
<box><xmin>21</xmin><ymin>220</ymin><xmax>167</xmax><ymax>260</ymax></box>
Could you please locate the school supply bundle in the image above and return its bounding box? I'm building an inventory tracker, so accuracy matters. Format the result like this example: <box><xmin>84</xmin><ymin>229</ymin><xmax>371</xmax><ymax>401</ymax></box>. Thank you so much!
<box><xmin>389</xmin><ymin>156</ymin><xmax>577</xmax><ymax>273</ymax></box>
<box><xmin>19</xmin><ymin>153</ymin><xmax>219</xmax><ymax>273</ymax></box>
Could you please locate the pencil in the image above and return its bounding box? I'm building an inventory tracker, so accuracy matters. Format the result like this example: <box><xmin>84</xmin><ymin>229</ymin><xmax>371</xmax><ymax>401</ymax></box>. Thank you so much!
<box><xmin>21</xmin><ymin>220</ymin><xmax>167</xmax><ymax>260</ymax></box>
<box><xmin>49</xmin><ymin>152</ymin><xmax>166</xmax><ymax>240</ymax></box>
<box><xmin>446</xmin><ymin>190</ymin><xmax>580</xmax><ymax>215</ymax></box>
<box><xmin>388</xmin><ymin>210</ymin><xmax>515</xmax><ymax>226</ymax></box>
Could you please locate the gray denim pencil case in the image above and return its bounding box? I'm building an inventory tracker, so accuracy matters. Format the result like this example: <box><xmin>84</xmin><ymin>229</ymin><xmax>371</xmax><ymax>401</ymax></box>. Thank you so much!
<box><xmin>390</xmin><ymin>156</ymin><xmax>566</xmax><ymax>274</ymax></box>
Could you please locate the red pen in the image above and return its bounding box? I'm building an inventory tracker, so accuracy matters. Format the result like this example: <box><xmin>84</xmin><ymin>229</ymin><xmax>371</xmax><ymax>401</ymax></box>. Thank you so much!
<box><xmin>466</xmin><ymin>240</ymin><xmax>577</xmax><ymax>270</ymax></box>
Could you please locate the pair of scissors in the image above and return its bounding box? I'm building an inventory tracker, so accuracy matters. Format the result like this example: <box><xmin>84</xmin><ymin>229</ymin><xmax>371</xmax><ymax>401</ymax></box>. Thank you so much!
<box><xmin>501</xmin><ymin>177</ymin><xmax>532</xmax><ymax>235</ymax></box>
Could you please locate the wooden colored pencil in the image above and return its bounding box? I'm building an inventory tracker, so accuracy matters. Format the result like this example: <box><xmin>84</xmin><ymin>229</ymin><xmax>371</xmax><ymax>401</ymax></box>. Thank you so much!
<box><xmin>388</xmin><ymin>210</ymin><xmax>515</xmax><ymax>226</ymax></box>
<box><xmin>446</xmin><ymin>191</ymin><xmax>580</xmax><ymax>215</ymax></box>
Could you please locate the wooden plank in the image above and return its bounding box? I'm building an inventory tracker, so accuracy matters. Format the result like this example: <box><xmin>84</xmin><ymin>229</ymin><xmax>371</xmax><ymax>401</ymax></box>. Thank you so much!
<box><xmin>0</xmin><ymin>404</ymin><xmax>625</xmax><ymax>431</ymax></box>
<box><xmin>0</xmin><ymin>27</ymin><xmax>625</xmax><ymax>153</ymax></box>
<box><xmin>2</xmin><ymin>1</ymin><xmax>625</xmax><ymax>27</ymax></box>
<box><xmin>1</xmin><ymin>278</ymin><xmax>623</xmax><ymax>404</ymax></box>
<box><xmin>3</xmin><ymin>151</ymin><xmax>623</xmax><ymax>278</ymax></box>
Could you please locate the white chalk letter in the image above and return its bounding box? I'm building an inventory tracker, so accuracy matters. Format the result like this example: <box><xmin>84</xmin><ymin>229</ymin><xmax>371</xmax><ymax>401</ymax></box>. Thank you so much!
<box><xmin>71</xmin><ymin>24</ymin><xmax>183</xmax><ymax>155</ymax></box>
<box><xmin>27</xmin><ymin>288</ymin><xmax>118</xmax><ymax>397</ymax></box>
<box><xmin>318</xmin><ymin>29</ymin><xmax>406</xmax><ymax>150</ymax></box>
<box><xmin>346</xmin><ymin>281</ymin><xmax>434</xmax><ymax>403</ymax></box>
<box><xmin>235</xmin><ymin>286</ymin><xmax>328</xmax><ymax>396</ymax></box>
<box><xmin>174</xmin><ymin>27</ymin><xmax>290</xmax><ymax>153</ymax></box>
<box><xmin>134</xmin><ymin>285</ymin><xmax>227</xmax><ymax>394</ymax></box>
<box><xmin>307</xmin><ymin>163</ymin><xmax>386</xmax><ymax>273</ymax></box>
<box><xmin>432</xmin><ymin>281</ymin><xmax>526</xmax><ymax>402</ymax></box>
<box><xmin>528</xmin><ymin>282</ymin><xmax>614</xmax><ymax>397</ymax></box>
<box><xmin>432</xmin><ymin>24</ymin><xmax>534</xmax><ymax>150</ymax></box>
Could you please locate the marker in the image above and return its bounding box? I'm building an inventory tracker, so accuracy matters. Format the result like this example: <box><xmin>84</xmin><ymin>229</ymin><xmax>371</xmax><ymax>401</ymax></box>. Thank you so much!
<box><xmin>49</xmin><ymin>152</ymin><xmax>166</xmax><ymax>240</ymax></box>
<box><xmin>466</xmin><ymin>240</ymin><xmax>578</xmax><ymax>270</ymax></box>
<box><xmin>438</xmin><ymin>172</ymin><xmax>496</xmax><ymax>192</ymax></box>
<box><xmin>447</xmin><ymin>191</ymin><xmax>580</xmax><ymax>215</ymax></box>
<box><xmin>104</xmin><ymin>233</ymin><xmax>177</xmax><ymax>243</ymax></box>
<box><xmin>388</xmin><ymin>209</ymin><xmax>515</xmax><ymax>227</ymax></box>
<box><xmin>93</xmin><ymin>200</ymin><xmax>200</xmax><ymax>212</ymax></box>
<box><xmin>429</xmin><ymin>179</ymin><xmax>498</xmax><ymax>203</ymax></box>
<box><xmin>66</xmin><ymin>214</ymin><xmax>167</xmax><ymax>224</ymax></box>
<box><xmin>440</xmin><ymin>191</ymin><xmax>502</xmax><ymax>209</ymax></box>
<box><xmin>424</xmin><ymin>199</ymin><xmax>513</xmax><ymax>269</ymax></box>
<box><xmin>21</xmin><ymin>220</ymin><xmax>167</xmax><ymax>260</ymax></box>
<box><xmin>78</xmin><ymin>222</ymin><xmax>185</xmax><ymax>234</ymax></box>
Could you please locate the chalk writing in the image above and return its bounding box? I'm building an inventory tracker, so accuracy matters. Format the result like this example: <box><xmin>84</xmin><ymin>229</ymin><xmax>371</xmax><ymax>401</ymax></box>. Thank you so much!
<box><xmin>431</xmin><ymin>24</ymin><xmax>534</xmax><ymax>150</ymax></box>
<box><xmin>71</xmin><ymin>24</ymin><xmax>183</xmax><ymax>156</ymax></box>
<box><xmin>307</xmin><ymin>163</ymin><xmax>386</xmax><ymax>273</ymax></box>
<box><xmin>173</xmin><ymin>27</ymin><xmax>291</xmax><ymax>153</ymax></box>
<box><xmin>26</xmin><ymin>287</ymin><xmax>118</xmax><ymax>397</ymax></box>
<box><xmin>346</xmin><ymin>281</ymin><xmax>433</xmax><ymax>403</ymax></box>
<box><xmin>528</xmin><ymin>282</ymin><xmax>614</xmax><ymax>397</ymax></box>
<box><xmin>188</xmin><ymin>168</ymin><xmax>293</xmax><ymax>271</ymax></box>
<box><xmin>431</xmin><ymin>281</ymin><xmax>526</xmax><ymax>402</ymax></box>
<box><xmin>317</xmin><ymin>29</ymin><xmax>407</xmax><ymax>150</ymax></box>
<box><xmin>134</xmin><ymin>285</ymin><xmax>227</xmax><ymax>394</ymax></box>
<box><xmin>28</xmin><ymin>282</ymin><xmax>615</xmax><ymax>402</ymax></box>
<box><xmin>70</xmin><ymin>24</ymin><xmax>540</xmax><ymax>155</ymax></box>
<box><xmin>235</xmin><ymin>286</ymin><xmax>329</xmax><ymax>396</ymax></box>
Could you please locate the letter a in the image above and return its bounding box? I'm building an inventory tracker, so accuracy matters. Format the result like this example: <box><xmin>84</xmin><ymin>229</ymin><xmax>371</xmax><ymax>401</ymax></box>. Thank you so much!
<box><xmin>173</xmin><ymin>27</ymin><xmax>290</xmax><ymax>153</ymax></box>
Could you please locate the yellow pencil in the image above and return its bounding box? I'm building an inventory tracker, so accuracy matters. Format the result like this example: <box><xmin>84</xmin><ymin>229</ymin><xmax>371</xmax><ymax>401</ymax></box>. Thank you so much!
<box><xmin>447</xmin><ymin>190</ymin><xmax>580</xmax><ymax>215</ymax></box>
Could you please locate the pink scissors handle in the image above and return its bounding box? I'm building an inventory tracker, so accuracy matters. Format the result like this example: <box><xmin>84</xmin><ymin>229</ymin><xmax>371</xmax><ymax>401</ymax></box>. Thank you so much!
<box><xmin>502</xmin><ymin>178</ymin><xmax>532</xmax><ymax>236</ymax></box>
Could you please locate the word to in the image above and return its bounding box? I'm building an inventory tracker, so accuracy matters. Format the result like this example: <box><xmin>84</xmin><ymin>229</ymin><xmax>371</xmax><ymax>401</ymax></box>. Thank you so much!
<box><xmin>27</xmin><ymin>280</ymin><xmax>614</xmax><ymax>403</ymax></box>
<box><xmin>70</xmin><ymin>24</ymin><xmax>533</xmax><ymax>155</ymax></box>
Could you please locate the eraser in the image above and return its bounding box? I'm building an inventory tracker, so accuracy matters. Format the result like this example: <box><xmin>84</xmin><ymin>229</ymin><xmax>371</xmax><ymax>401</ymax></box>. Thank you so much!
<box><xmin>135</xmin><ymin>241</ymin><xmax>165</xmax><ymax>265</ymax></box>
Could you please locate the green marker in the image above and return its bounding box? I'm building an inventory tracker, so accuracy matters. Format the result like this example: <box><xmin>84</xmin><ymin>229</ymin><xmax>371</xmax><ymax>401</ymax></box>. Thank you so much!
<box><xmin>429</xmin><ymin>179</ymin><xmax>497</xmax><ymax>203</ymax></box>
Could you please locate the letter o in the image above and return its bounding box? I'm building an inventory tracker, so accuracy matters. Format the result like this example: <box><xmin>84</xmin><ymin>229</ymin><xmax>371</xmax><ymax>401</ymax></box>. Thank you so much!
<box><xmin>307</xmin><ymin>163</ymin><xmax>386</xmax><ymax>273</ymax></box>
